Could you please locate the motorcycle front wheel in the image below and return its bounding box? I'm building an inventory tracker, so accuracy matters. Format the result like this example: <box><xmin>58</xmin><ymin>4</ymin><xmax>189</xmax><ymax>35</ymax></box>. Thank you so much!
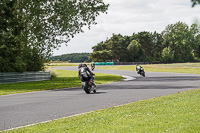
<box><xmin>142</xmin><ymin>72</ymin><xmax>145</xmax><ymax>77</ymax></box>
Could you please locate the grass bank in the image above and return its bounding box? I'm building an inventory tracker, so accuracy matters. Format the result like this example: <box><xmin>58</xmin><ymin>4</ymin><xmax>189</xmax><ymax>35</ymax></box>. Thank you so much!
<box><xmin>97</xmin><ymin>63</ymin><xmax>200</xmax><ymax>74</ymax></box>
<box><xmin>4</xmin><ymin>88</ymin><xmax>200</xmax><ymax>133</ymax></box>
<box><xmin>0</xmin><ymin>69</ymin><xmax>123</xmax><ymax>96</ymax></box>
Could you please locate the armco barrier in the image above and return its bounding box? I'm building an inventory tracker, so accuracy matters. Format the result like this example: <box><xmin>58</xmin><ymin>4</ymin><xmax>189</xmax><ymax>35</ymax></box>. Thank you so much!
<box><xmin>94</xmin><ymin>62</ymin><xmax>149</xmax><ymax>65</ymax></box>
<box><xmin>0</xmin><ymin>71</ymin><xmax>51</xmax><ymax>83</ymax></box>
<box><xmin>94</xmin><ymin>62</ymin><xmax>114</xmax><ymax>65</ymax></box>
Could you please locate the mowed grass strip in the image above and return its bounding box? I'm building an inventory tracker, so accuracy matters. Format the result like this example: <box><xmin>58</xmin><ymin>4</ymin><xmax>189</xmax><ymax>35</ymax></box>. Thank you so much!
<box><xmin>144</xmin><ymin>63</ymin><xmax>200</xmax><ymax>74</ymax></box>
<box><xmin>4</xmin><ymin>88</ymin><xmax>200</xmax><ymax>133</ymax></box>
<box><xmin>97</xmin><ymin>63</ymin><xmax>200</xmax><ymax>74</ymax></box>
<box><xmin>45</xmin><ymin>62</ymin><xmax>92</xmax><ymax>67</ymax></box>
<box><xmin>0</xmin><ymin>69</ymin><xmax>123</xmax><ymax>96</ymax></box>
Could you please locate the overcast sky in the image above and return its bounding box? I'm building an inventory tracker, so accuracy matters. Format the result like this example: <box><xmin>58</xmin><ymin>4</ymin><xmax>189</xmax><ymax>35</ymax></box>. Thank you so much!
<box><xmin>53</xmin><ymin>0</ymin><xmax>200</xmax><ymax>56</ymax></box>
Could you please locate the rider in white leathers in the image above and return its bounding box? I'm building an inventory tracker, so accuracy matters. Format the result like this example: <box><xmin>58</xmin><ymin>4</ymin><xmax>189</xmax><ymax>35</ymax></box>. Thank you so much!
<box><xmin>136</xmin><ymin>65</ymin><xmax>143</xmax><ymax>74</ymax></box>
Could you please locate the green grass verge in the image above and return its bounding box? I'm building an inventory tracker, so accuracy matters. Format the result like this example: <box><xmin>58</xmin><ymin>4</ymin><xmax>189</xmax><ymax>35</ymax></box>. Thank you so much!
<box><xmin>97</xmin><ymin>63</ymin><xmax>200</xmax><ymax>74</ymax></box>
<box><xmin>45</xmin><ymin>62</ymin><xmax>91</xmax><ymax>67</ymax></box>
<box><xmin>4</xmin><ymin>88</ymin><xmax>200</xmax><ymax>133</ymax></box>
<box><xmin>0</xmin><ymin>69</ymin><xmax>123</xmax><ymax>96</ymax></box>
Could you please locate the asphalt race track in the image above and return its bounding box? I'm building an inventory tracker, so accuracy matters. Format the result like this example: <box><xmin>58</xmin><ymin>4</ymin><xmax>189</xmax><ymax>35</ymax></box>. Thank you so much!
<box><xmin>1</xmin><ymin>66</ymin><xmax>200</xmax><ymax>131</ymax></box>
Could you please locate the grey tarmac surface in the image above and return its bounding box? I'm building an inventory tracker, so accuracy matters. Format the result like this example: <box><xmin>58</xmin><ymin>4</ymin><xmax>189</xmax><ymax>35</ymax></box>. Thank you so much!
<box><xmin>1</xmin><ymin>66</ymin><xmax>200</xmax><ymax>131</ymax></box>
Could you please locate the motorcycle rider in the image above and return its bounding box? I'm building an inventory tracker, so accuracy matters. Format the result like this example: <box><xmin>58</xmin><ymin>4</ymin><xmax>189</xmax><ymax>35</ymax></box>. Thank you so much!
<box><xmin>136</xmin><ymin>65</ymin><xmax>143</xmax><ymax>74</ymax></box>
<box><xmin>91</xmin><ymin>62</ymin><xmax>95</xmax><ymax>70</ymax></box>
<box><xmin>78</xmin><ymin>62</ymin><xmax>83</xmax><ymax>69</ymax></box>
<box><xmin>78</xmin><ymin>63</ymin><xmax>96</xmax><ymax>87</ymax></box>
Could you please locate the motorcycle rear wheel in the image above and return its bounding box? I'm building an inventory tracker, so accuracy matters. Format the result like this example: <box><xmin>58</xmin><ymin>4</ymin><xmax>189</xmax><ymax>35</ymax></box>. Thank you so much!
<box><xmin>84</xmin><ymin>84</ymin><xmax>91</xmax><ymax>94</ymax></box>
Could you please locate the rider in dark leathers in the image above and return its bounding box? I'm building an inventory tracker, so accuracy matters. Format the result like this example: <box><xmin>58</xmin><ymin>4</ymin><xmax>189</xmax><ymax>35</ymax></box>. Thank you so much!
<box><xmin>78</xmin><ymin>64</ymin><xmax>95</xmax><ymax>83</ymax></box>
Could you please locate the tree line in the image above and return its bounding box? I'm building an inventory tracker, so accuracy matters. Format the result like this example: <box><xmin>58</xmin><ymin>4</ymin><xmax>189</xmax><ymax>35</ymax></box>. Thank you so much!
<box><xmin>89</xmin><ymin>22</ymin><xmax>200</xmax><ymax>63</ymax></box>
<box><xmin>50</xmin><ymin>53</ymin><xmax>91</xmax><ymax>63</ymax></box>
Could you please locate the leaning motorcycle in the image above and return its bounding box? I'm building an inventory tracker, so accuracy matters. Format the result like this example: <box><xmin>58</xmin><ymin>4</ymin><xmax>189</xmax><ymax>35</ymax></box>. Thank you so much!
<box><xmin>138</xmin><ymin>68</ymin><xmax>145</xmax><ymax>77</ymax></box>
<box><xmin>82</xmin><ymin>75</ymin><xmax>96</xmax><ymax>94</ymax></box>
<box><xmin>91</xmin><ymin>64</ymin><xmax>95</xmax><ymax>71</ymax></box>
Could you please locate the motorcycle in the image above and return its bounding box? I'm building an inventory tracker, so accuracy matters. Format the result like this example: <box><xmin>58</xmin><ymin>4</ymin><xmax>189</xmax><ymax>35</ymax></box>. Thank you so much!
<box><xmin>81</xmin><ymin>75</ymin><xmax>96</xmax><ymax>94</ymax></box>
<box><xmin>91</xmin><ymin>64</ymin><xmax>95</xmax><ymax>71</ymax></box>
<box><xmin>138</xmin><ymin>68</ymin><xmax>145</xmax><ymax>77</ymax></box>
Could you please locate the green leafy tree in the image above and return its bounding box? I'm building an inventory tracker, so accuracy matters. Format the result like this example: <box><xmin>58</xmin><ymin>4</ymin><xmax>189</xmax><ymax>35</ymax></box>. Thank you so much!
<box><xmin>106</xmin><ymin>34</ymin><xmax>128</xmax><ymax>61</ymax></box>
<box><xmin>151</xmin><ymin>32</ymin><xmax>164</xmax><ymax>62</ymax></box>
<box><xmin>127</xmin><ymin>40</ymin><xmax>143</xmax><ymax>61</ymax></box>
<box><xmin>137</xmin><ymin>31</ymin><xmax>154</xmax><ymax>61</ymax></box>
<box><xmin>89</xmin><ymin>50</ymin><xmax>112</xmax><ymax>62</ymax></box>
<box><xmin>162</xmin><ymin>47</ymin><xmax>174</xmax><ymax>63</ymax></box>
<box><xmin>162</xmin><ymin>22</ymin><xmax>196</xmax><ymax>62</ymax></box>
<box><xmin>0</xmin><ymin>0</ymin><xmax>109</xmax><ymax>72</ymax></box>
<box><xmin>90</xmin><ymin>40</ymin><xmax>112</xmax><ymax>62</ymax></box>
<box><xmin>120</xmin><ymin>35</ymin><xmax>135</xmax><ymax>61</ymax></box>
<box><xmin>92</xmin><ymin>41</ymin><xmax>108</xmax><ymax>52</ymax></box>
<box><xmin>194</xmin><ymin>34</ymin><xmax>200</xmax><ymax>58</ymax></box>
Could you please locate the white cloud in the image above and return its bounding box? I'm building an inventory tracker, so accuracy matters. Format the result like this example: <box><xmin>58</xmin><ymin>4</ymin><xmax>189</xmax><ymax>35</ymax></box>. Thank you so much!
<box><xmin>53</xmin><ymin>0</ymin><xmax>200</xmax><ymax>56</ymax></box>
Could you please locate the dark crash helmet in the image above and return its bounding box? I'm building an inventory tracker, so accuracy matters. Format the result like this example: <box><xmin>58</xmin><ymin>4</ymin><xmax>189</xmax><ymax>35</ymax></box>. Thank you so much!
<box><xmin>82</xmin><ymin>63</ymin><xmax>87</xmax><ymax>67</ymax></box>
